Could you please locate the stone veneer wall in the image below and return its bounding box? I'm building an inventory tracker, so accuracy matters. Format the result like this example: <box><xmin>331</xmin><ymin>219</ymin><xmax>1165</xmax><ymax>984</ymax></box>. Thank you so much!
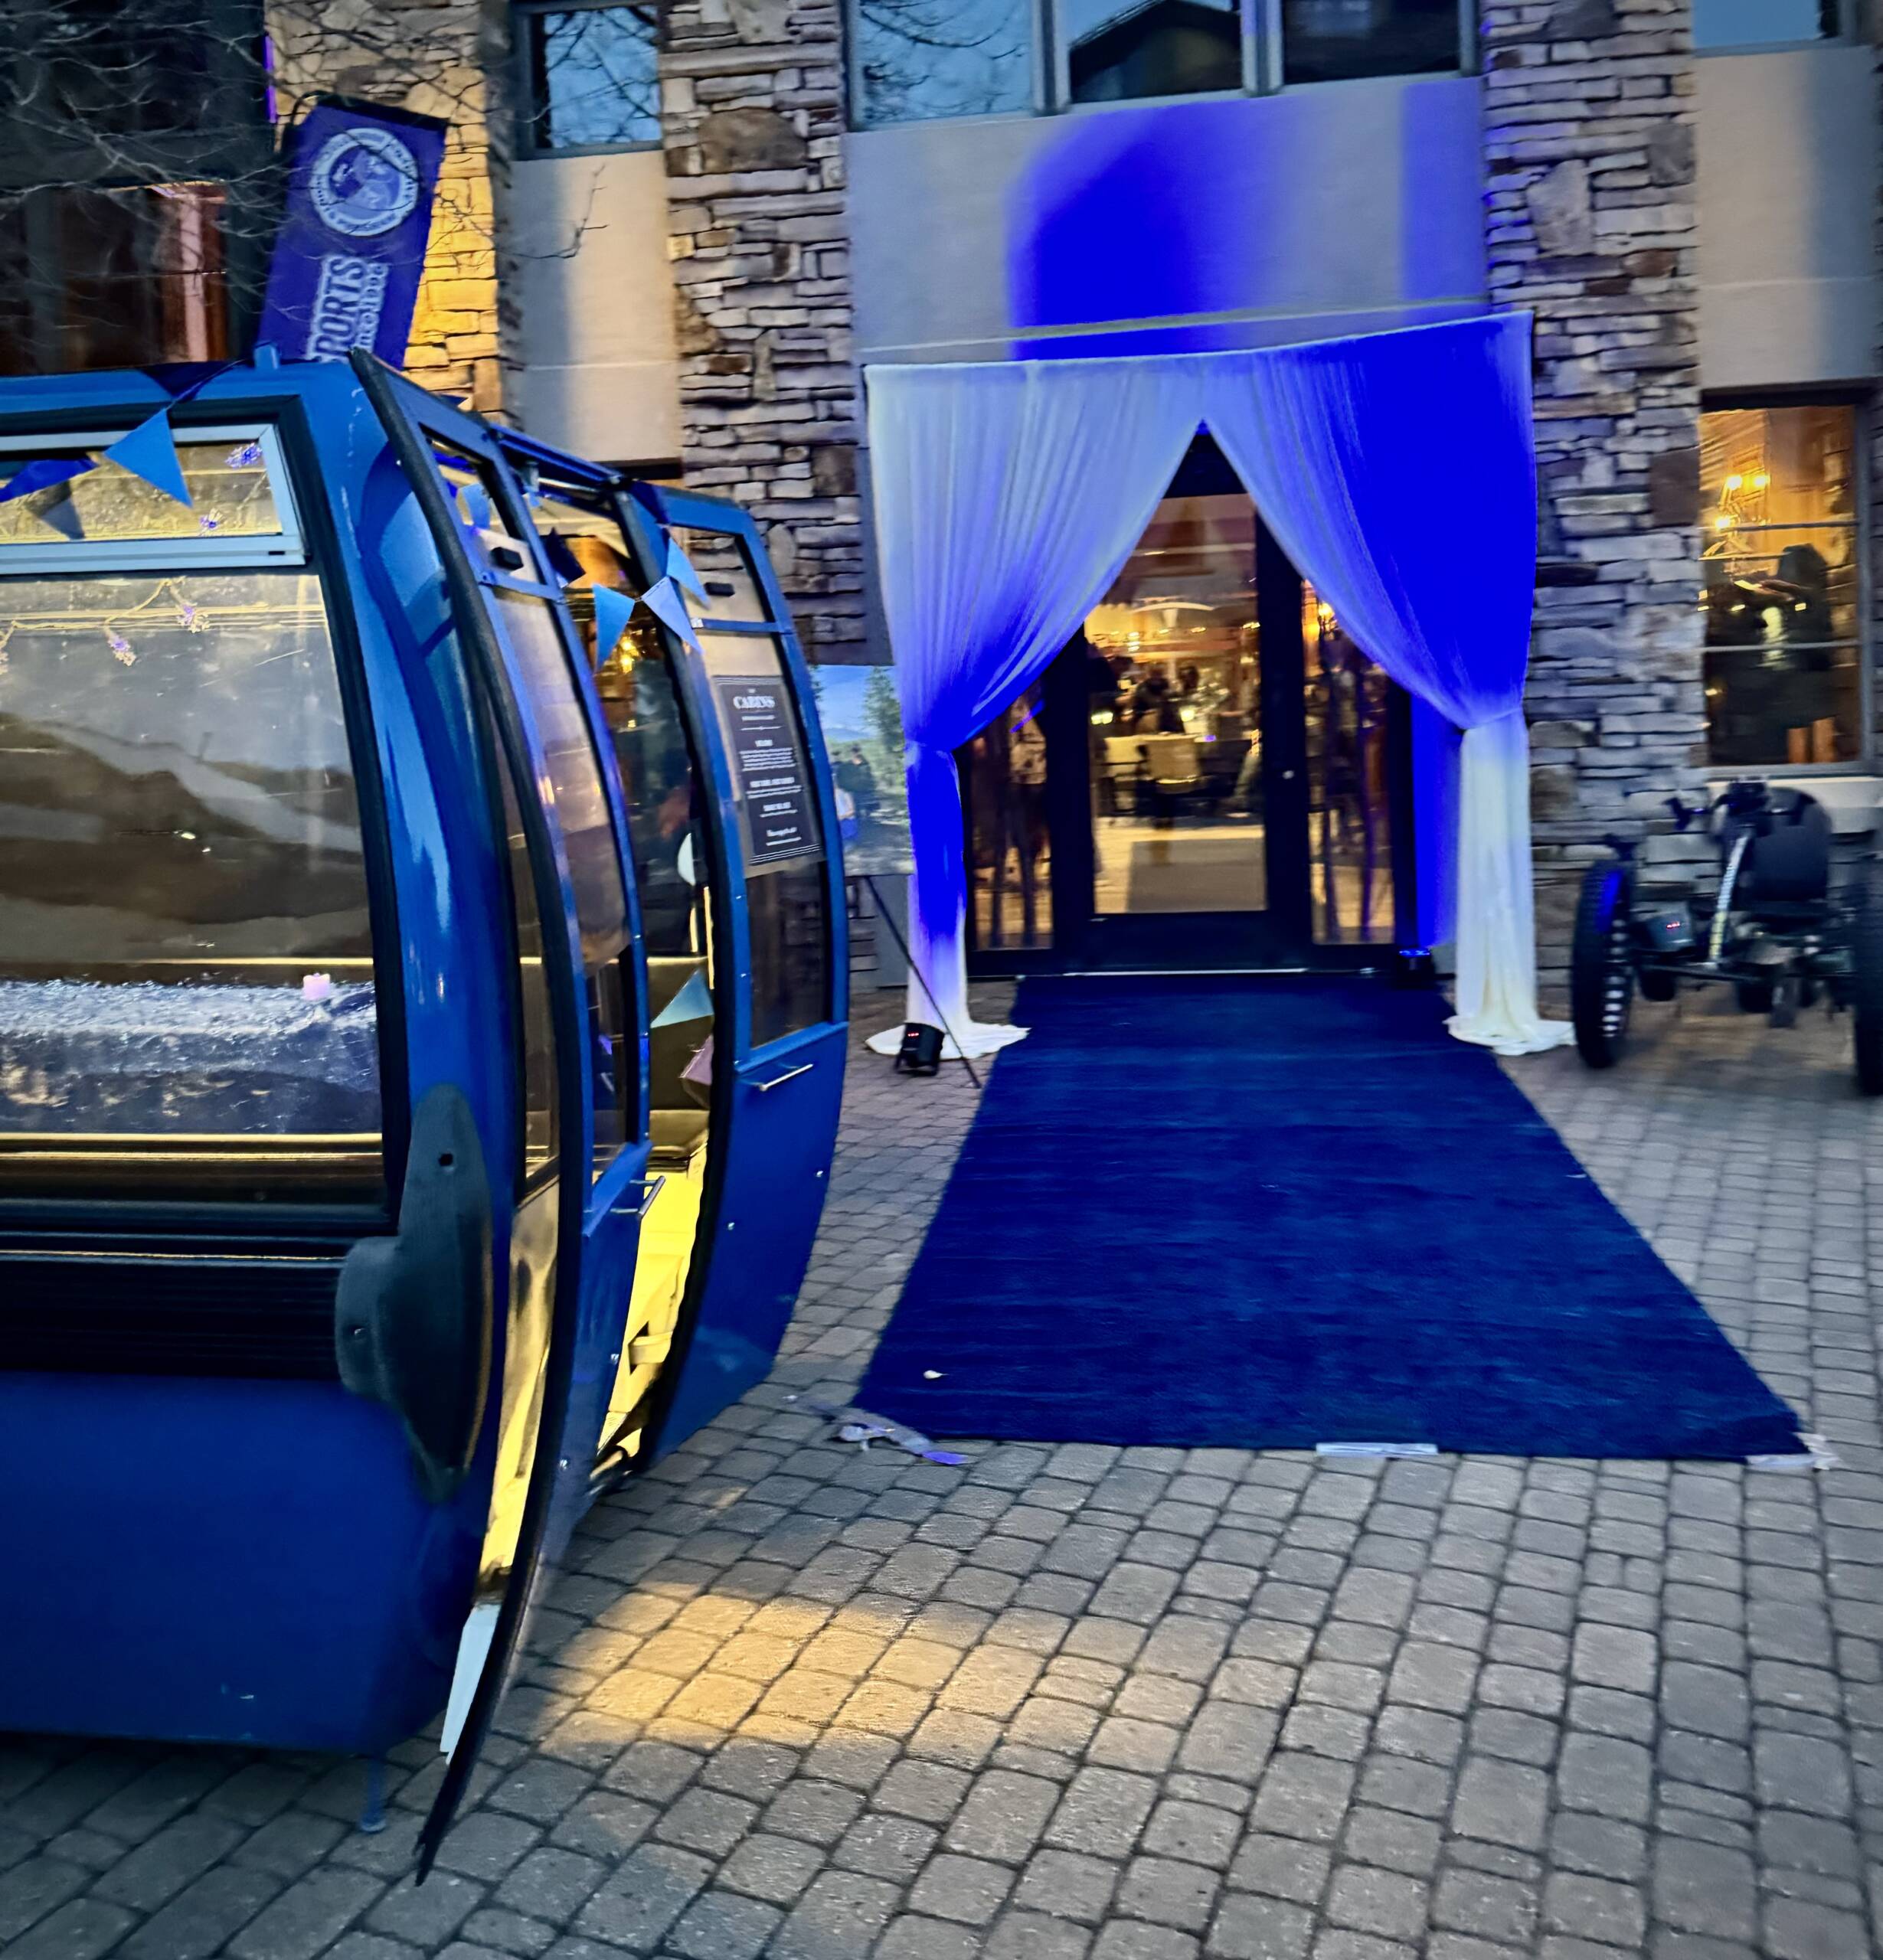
<box><xmin>269</xmin><ymin>0</ymin><xmax>516</xmax><ymax>413</ymax></box>
<box><xmin>660</xmin><ymin>0</ymin><xmax>866</xmax><ymax>658</ymax></box>
<box><xmin>1482</xmin><ymin>0</ymin><xmax>1704</xmax><ymax>991</ymax></box>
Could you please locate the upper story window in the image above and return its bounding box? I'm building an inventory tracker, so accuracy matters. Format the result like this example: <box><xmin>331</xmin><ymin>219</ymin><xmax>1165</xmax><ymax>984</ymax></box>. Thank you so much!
<box><xmin>1067</xmin><ymin>0</ymin><xmax>1243</xmax><ymax>103</ymax></box>
<box><xmin>851</xmin><ymin>0</ymin><xmax>1474</xmax><ymax>127</ymax></box>
<box><xmin>1702</xmin><ymin>401</ymin><xmax>1867</xmax><ymax>771</ymax></box>
<box><xmin>0</xmin><ymin>0</ymin><xmax>270</xmax><ymax>374</ymax></box>
<box><xmin>1281</xmin><ymin>1</ymin><xmax>1463</xmax><ymax>85</ymax></box>
<box><xmin>515</xmin><ymin>2</ymin><xmax>662</xmax><ymax>155</ymax></box>
<box><xmin>1694</xmin><ymin>0</ymin><xmax>1848</xmax><ymax>50</ymax></box>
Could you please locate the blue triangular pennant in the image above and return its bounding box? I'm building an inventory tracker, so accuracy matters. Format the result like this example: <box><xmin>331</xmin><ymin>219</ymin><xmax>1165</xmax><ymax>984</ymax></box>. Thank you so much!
<box><xmin>652</xmin><ymin>969</ymin><xmax>714</xmax><ymax>1028</ymax></box>
<box><xmin>103</xmin><ymin>409</ymin><xmax>191</xmax><ymax>508</ymax></box>
<box><xmin>640</xmin><ymin>577</ymin><xmax>701</xmax><ymax>652</ymax></box>
<box><xmin>0</xmin><ymin>455</ymin><xmax>96</xmax><ymax>505</ymax></box>
<box><xmin>665</xmin><ymin>537</ymin><xmax>708</xmax><ymax>606</ymax></box>
<box><xmin>457</xmin><ymin>482</ymin><xmax>493</xmax><ymax>533</ymax></box>
<box><xmin>540</xmin><ymin>529</ymin><xmax>584</xmax><ymax>586</ymax></box>
<box><xmin>591</xmin><ymin>583</ymin><xmax>636</xmax><ymax>662</ymax></box>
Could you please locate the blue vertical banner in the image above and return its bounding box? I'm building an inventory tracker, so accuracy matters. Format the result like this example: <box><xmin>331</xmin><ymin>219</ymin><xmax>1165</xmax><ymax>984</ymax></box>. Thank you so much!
<box><xmin>258</xmin><ymin>99</ymin><xmax>448</xmax><ymax>365</ymax></box>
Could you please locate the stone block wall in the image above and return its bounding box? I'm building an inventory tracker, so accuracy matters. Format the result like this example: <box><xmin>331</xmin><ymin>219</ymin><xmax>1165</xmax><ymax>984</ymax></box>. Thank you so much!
<box><xmin>268</xmin><ymin>0</ymin><xmax>517</xmax><ymax>413</ymax></box>
<box><xmin>1482</xmin><ymin>0</ymin><xmax>1705</xmax><ymax>991</ymax></box>
<box><xmin>660</xmin><ymin>0</ymin><xmax>866</xmax><ymax>659</ymax></box>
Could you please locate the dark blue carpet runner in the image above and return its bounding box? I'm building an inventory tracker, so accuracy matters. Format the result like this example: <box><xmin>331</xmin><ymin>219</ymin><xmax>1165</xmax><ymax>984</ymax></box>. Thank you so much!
<box><xmin>858</xmin><ymin>977</ymin><xmax>1803</xmax><ymax>1459</ymax></box>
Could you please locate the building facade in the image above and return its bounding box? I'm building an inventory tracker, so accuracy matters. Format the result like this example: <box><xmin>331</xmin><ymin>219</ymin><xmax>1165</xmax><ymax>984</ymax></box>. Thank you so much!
<box><xmin>3</xmin><ymin>1</ymin><xmax>1878</xmax><ymax>982</ymax></box>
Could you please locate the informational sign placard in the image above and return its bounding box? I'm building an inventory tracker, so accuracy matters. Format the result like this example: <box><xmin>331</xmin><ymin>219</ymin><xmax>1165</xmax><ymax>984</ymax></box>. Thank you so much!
<box><xmin>258</xmin><ymin>99</ymin><xmax>448</xmax><ymax>366</ymax></box>
<box><xmin>714</xmin><ymin>677</ymin><xmax>820</xmax><ymax>867</ymax></box>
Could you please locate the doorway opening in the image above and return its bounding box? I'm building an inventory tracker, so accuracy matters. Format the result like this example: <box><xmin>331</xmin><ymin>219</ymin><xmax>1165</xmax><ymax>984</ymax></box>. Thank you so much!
<box><xmin>961</xmin><ymin>432</ymin><xmax>1417</xmax><ymax>975</ymax></box>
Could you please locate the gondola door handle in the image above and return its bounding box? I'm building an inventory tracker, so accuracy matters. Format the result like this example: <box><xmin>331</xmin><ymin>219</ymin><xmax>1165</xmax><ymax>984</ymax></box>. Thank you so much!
<box><xmin>754</xmin><ymin>1063</ymin><xmax>813</xmax><ymax>1093</ymax></box>
<box><xmin>612</xmin><ymin>1175</ymin><xmax>666</xmax><ymax>1220</ymax></box>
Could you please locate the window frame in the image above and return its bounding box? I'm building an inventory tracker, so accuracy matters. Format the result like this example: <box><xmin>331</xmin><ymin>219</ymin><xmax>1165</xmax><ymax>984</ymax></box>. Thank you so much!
<box><xmin>0</xmin><ymin>390</ymin><xmax>408</xmax><ymax>1225</ymax></box>
<box><xmin>0</xmin><ymin>422</ymin><xmax>306</xmax><ymax>575</ymax></box>
<box><xmin>847</xmin><ymin>0</ymin><xmax>1477</xmax><ymax>131</ymax></box>
<box><xmin>512</xmin><ymin>0</ymin><xmax>664</xmax><ymax>160</ymax></box>
<box><xmin>0</xmin><ymin>0</ymin><xmax>273</xmax><ymax>368</ymax></box>
<box><xmin>1699</xmin><ymin>387</ymin><xmax>1872</xmax><ymax>778</ymax></box>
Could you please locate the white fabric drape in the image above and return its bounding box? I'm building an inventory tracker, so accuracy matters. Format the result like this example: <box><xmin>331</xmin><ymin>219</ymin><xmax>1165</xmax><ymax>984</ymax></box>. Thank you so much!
<box><xmin>864</xmin><ymin>358</ymin><xmax>1203</xmax><ymax>1059</ymax></box>
<box><xmin>865</xmin><ymin>315</ymin><xmax>1570</xmax><ymax>1061</ymax></box>
<box><xmin>1202</xmin><ymin>320</ymin><xmax>1571</xmax><ymax>1054</ymax></box>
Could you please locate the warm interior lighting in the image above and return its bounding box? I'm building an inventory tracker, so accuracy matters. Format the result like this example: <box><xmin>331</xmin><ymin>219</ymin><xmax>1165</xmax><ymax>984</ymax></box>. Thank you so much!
<box><xmin>1714</xmin><ymin>515</ymin><xmax>1734</xmax><ymax>531</ymax></box>
<box><xmin>1724</xmin><ymin>473</ymin><xmax>1744</xmax><ymax>492</ymax></box>
<box><xmin>1751</xmin><ymin>472</ymin><xmax>1770</xmax><ymax>491</ymax></box>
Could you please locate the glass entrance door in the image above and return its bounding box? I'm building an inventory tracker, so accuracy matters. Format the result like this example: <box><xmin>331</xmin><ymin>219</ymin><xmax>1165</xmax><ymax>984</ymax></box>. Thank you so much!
<box><xmin>961</xmin><ymin>436</ymin><xmax>1415</xmax><ymax>975</ymax></box>
<box><xmin>1084</xmin><ymin>468</ymin><xmax>1274</xmax><ymax>943</ymax></box>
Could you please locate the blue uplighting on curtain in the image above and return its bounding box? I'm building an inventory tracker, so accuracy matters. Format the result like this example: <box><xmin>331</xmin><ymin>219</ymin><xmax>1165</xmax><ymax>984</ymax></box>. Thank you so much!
<box><xmin>865</xmin><ymin>315</ymin><xmax>1568</xmax><ymax>1060</ymax></box>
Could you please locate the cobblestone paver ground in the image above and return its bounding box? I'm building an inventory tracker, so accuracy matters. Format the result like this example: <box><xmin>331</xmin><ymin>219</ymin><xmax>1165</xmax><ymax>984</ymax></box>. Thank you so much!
<box><xmin>5</xmin><ymin>982</ymin><xmax>1883</xmax><ymax>1960</ymax></box>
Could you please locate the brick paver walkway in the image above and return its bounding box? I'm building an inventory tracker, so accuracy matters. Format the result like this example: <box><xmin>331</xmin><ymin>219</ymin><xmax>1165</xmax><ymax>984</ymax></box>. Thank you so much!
<box><xmin>4</xmin><ymin>982</ymin><xmax>1882</xmax><ymax>1960</ymax></box>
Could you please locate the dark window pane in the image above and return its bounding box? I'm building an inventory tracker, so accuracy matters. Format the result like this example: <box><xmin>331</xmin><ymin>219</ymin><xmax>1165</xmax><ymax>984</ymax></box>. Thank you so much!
<box><xmin>1702</xmin><ymin>403</ymin><xmax>1864</xmax><ymax>768</ymax></box>
<box><xmin>1304</xmin><ymin>586</ymin><xmax>1394</xmax><ymax>944</ymax></box>
<box><xmin>0</xmin><ymin>566</ymin><xmax>381</xmax><ymax>1194</ymax></box>
<box><xmin>491</xmin><ymin>738</ymin><xmax>559</xmax><ymax>1180</ymax></box>
<box><xmin>1068</xmin><ymin>0</ymin><xmax>1241</xmax><ymax>103</ymax></box>
<box><xmin>1283</xmin><ymin>0</ymin><xmax>1460</xmax><ymax>84</ymax></box>
<box><xmin>0</xmin><ymin>184</ymin><xmax>231</xmax><ymax>376</ymax></box>
<box><xmin>40</xmin><ymin>0</ymin><xmax>231</xmax><ymax>138</ymax></box>
<box><xmin>964</xmin><ymin>683</ymin><xmax>1053</xmax><ymax>952</ymax></box>
<box><xmin>523</xmin><ymin>5</ymin><xmax>662</xmax><ymax>150</ymax></box>
<box><xmin>1694</xmin><ymin>0</ymin><xmax>1839</xmax><ymax>47</ymax></box>
<box><xmin>853</xmin><ymin>0</ymin><xmax>1035</xmax><ymax>126</ymax></box>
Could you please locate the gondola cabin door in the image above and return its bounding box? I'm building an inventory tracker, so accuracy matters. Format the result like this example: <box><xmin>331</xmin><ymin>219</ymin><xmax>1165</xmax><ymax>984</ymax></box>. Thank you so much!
<box><xmin>624</xmin><ymin>485</ymin><xmax>849</xmax><ymax>1453</ymax></box>
<box><xmin>358</xmin><ymin>360</ymin><xmax>652</xmax><ymax>1870</ymax></box>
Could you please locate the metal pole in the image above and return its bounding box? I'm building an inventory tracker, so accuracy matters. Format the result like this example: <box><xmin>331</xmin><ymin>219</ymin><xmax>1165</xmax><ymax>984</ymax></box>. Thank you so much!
<box><xmin>859</xmin><ymin>873</ymin><xmax>984</xmax><ymax>1090</ymax></box>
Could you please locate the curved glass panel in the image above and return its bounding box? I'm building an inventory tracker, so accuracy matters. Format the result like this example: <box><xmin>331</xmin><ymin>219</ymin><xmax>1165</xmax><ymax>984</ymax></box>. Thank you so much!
<box><xmin>698</xmin><ymin>628</ymin><xmax>832</xmax><ymax>1045</ymax></box>
<box><xmin>489</xmin><ymin>587</ymin><xmax>631</xmax><ymax>1178</ymax></box>
<box><xmin>0</xmin><ymin>566</ymin><xmax>380</xmax><ymax>1197</ymax></box>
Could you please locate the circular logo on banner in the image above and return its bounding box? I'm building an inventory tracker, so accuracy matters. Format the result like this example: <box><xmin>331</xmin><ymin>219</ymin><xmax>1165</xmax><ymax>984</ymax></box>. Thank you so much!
<box><xmin>309</xmin><ymin>127</ymin><xmax>420</xmax><ymax>239</ymax></box>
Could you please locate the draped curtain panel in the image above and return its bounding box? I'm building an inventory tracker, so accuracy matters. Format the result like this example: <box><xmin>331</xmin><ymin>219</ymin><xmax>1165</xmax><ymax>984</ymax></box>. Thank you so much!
<box><xmin>865</xmin><ymin>313</ymin><xmax>1571</xmax><ymax>1062</ymax></box>
<box><xmin>1202</xmin><ymin>318</ymin><xmax>1568</xmax><ymax>1054</ymax></box>
<box><xmin>865</xmin><ymin>358</ymin><xmax>1204</xmax><ymax>1059</ymax></box>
